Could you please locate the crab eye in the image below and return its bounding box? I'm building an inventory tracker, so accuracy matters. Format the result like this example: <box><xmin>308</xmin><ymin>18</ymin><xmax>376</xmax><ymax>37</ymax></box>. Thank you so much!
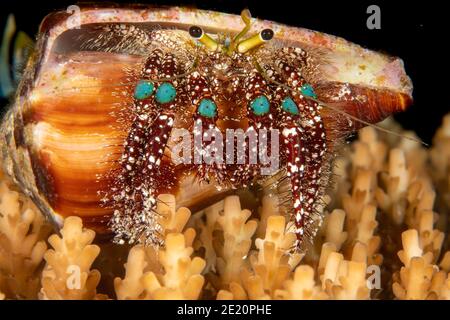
<box><xmin>250</xmin><ymin>95</ymin><xmax>270</xmax><ymax>116</ymax></box>
<box><xmin>260</xmin><ymin>28</ymin><xmax>274</xmax><ymax>41</ymax></box>
<box><xmin>188</xmin><ymin>25</ymin><xmax>218</xmax><ymax>51</ymax></box>
<box><xmin>155</xmin><ymin>82</ymin><xmax>176</xmax><ymax>104</ymax></box>
<box><xmin>134</xmin><ymin>80</ymin><xmax>154</xmax><ymax>100</ymax></box>
<box><xmin>198</xmin><ymin>98</ymin><xmax>217</xmax><ymax>118</ymax></box>
<box><xmin>281</xmin><ymin>96</ymin><xmax>299</xmax><ymax>115</ymax></box>
<box><xmin>300</xmin><ymin>84</ymin><xmax>317</xmax><ymax>99</ymax></box>
<box><xmin>189</xmin><ymin>26</ymin><xmax>203</xmax><ymax>39</ymax></box>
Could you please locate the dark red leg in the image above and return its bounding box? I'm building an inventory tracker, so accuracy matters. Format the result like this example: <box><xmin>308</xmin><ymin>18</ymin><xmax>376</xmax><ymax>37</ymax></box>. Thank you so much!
<box><xmin>186</xmin><ymin>71</ymin><xmax>226</xmax><ymax>184</ymax></box>
<box><xmin>273</xmin><ymin>58</ymin><xmax>328</xmax><ymax>251</ymax></box>
<box><xmin>237</xmin><ymin>71</ymin><xmax>277</xmax><ymax>187</ymax></box>
<box><xmin>110</xmin><ymin>51</ymin><xmax>182</xmax><ymax>246</ymax></box>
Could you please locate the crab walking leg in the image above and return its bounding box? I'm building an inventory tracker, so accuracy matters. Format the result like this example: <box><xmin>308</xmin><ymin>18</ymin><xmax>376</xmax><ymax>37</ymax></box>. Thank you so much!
<box><xmin>115</xmin><ymin>48</ymin><xmax>164</xmax><ymax>194</ymax></box>
<box><xmin>240</xmin><ymin>71</ymin><xmax>276</xmax><ymax>186</ymax></box>
<box><xmin>111</xmin><ymin>51</ymin><xmax>182</xmax><ymax>245</ymax></box>
<box><xmin>186</xmin><ymin>71</ymin><xmax>225</xmax><ymax>183</ymax></box>
<box><xmin>134</xmin><ymin>52</ymin><xmax>181</xmax><ymax>245</ymax></box>
<box><xmin>110</xmin><ymin>50</ymin><xmax>164</xmax><ymax>241</ymax></box>
<box><xmin>139</xmin><ymin>113</ymin><xmax>175</xmax><ymax>203</ymax></box>
<box><xmin>275</xmin><ymin>58</ymin><xmax>327</xmax><ymax>250</ymax></box>
<box><xmin>119</xmin><ymin>113</ymin><xmax>154</xmax><ymax>202</ymax></box>
<box><xmin>295</xmin><ymin>100</ymin><xmax>326</xmax><ymax>245</ymax></box>
<box><xmin>260</xmin><ymin>63</ymin><xmax>310</xmax><ymax>248</ymax></box>
<box><xmin>119</xmin><ymin>49</ymin><xmax>164</xmax><ymax>195</ymax></box>
<box><xmin>280</xmin><ymin>124</ymin><xmax>307</xmax><ymax>243</ymax></box>
<box><xmin>112</xmin><ymin>111</ymin><xmax>175</xmax><ymax>245</ymax></box>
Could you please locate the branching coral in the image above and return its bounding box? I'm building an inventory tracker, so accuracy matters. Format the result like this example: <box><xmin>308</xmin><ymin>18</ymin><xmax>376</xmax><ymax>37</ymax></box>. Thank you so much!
<box><xmin>216</xmin><ymin>213</ymin><xmax>302</xmax><ymax>300</ymax></box>
<box><xmin>0</xmin><ymin>114</ymin><xmax>449</xmax><ymax>300</ymax></box>
<box><xmin>392</xmin><ymin>229</ymin><xmax>449</xmax><ymax>300</ymax></box>
<box><xmin>213</xmin><ymin>196</ymin><xmax>257</xmax><ymax>288</ymax></box>
<box><xmin>39</xmin><ymin>216</ymin><xmax>103</xmax><ymax>300</ymax></box>
<box><xmin>114</xmin><ymin>195</ymin><xmax>206</xmax><ymax>300</ymax></box>
<box><xmin>0</xmin><ymin>175</ymin><xmax>50</xmax><ymax>299</ymax></box>
<box><xmin>115</xmin><ymin>233</ymin><xmax>205</xmax><ymax>299</ymax></box>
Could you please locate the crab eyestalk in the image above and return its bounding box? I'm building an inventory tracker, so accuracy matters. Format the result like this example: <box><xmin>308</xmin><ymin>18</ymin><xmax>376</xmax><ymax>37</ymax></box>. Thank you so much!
<box><xmin>189</xmin><ymin>26</ymin><xmax>219</xmax><ymax>52</ymax></box>
<box><xmin>236</xmin><ymin>28</ymin><xmax>274</xmax><ymax>53</ymax></box>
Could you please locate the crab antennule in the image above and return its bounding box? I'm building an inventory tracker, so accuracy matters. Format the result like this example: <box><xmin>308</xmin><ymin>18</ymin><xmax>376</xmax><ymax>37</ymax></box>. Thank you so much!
<box><xmin>228</xmin><ymin>9</ymin><xmax>252</xmax><ymax>54</ymax></box>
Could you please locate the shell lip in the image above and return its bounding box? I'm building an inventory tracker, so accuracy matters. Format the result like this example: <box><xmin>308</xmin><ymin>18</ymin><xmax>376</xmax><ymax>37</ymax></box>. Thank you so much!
<box><xmin>39</xmin><ymin>4</ymin><xmax>176</xmax><ymax>34</ymax></box>
<box><xmin>35</xmin><ymin>4</ymin><xmax>412</xmax><ymax>98</ymax></box>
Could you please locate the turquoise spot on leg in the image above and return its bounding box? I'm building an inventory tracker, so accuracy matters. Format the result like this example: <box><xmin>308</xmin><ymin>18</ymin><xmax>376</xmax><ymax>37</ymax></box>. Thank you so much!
<box><xmin>198</xmin><ymin>98</ymin><xmax>217</xmax><ymax>118</ymax></box>
<box><xmin>250</xmin><ymin>95</ymin><xmax>270</xmax><ymax>116</ymax></box>
<box><xmin>300</xmin><ymin>84</ymin><xmax>317</xmax><ymax>99</ymax></box>
<box><xmin>155</xmin><ymin>82</ymin><xmax>176</xmax><ymax>104</ymax></box>
<box><xmin>134</xmin><ymin>80</ymin><xmax>154</xmax><ymax>100</ymax></box>
<box><xmin>281</xmin><ymin>97</ymin><xmax>299</xmax><ymax>115</ymax></box>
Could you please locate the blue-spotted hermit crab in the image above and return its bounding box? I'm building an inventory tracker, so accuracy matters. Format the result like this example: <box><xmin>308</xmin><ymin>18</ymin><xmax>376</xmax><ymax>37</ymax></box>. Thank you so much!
<box><xmin>0</xmin><ymin>4</ymin><xmax>413</xmax><ymax>252</ymax></box>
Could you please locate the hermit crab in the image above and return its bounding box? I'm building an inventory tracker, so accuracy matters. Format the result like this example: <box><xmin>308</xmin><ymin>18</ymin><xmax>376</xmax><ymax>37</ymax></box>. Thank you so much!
<box><xmin>0</xmin><ymin>4</ymin><xmax>413</xmax><ymax>252</ymax></box>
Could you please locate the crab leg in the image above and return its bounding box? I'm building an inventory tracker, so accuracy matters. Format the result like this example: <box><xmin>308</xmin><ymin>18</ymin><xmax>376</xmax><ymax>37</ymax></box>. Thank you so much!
<box><xmin>274</xmin><ymin>58</ymin><xmax>327</xmax><ymax>250</ymax></box>
<box><xmin>240</xmin><ymin>71</ymin><xmax>277</xmax><ymax>186</ymax></box>
<box><xmin>186</xmin><ymin>71</ymin><xmax>225</xmax><ymax>183</ymax></box>
<box><xmin>111</xmin><ymin>51</ymin><xmax>180</xmax><ymax>245</ymax></box>
<box><xmin>112</xmin><ymin>50</ymin><xmax>163</xmax><ymax>215</ymax></box>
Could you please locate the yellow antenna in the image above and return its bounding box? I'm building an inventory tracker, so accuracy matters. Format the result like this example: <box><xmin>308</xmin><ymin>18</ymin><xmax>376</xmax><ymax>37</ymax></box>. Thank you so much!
<box><xmin>227</xmin><ymin>9</ymin><xmax>252</xmax><ymax>54</ymax></box>
<box><xmin>189</xmin><ymin>26</ymin><xmax>219</xmax><ymax>52</ymax></box>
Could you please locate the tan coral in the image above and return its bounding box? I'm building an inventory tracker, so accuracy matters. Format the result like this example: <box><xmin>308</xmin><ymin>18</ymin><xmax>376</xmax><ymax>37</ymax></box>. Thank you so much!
<box><xmin>322</xmin><ymin>209</ymin><xmax>347</xmax><ymax>251</ymax></box>
<box><xmin>351</xmin><ymin>127</ymin><xmax>388</xmax><ymax>173</ymax></box>
<box><xmin>0</xmin><ymin>180</ymin><xmax>50</xmax><ymax>299</ymax></box>
<box><xmin>216</xmin><ymin>214</ymin><xmax>303</xmax><ymax>299</ymax></box>
<box><xmin>274</xmin><ymin>265</ymin><xmax>327</xmax><ymax>300</ymax></box>
<box><xmin>429</xmin><ymin>114</ymin><xmax>450</xmax><ymax>234</ymax></box>
<box><xmin>393</xmin><ymin>229</ymin><xmax>449</xmax><ymax>300</ymax></box>
<box><xmin>143</xmin><ymin>194</ymin><xmax>193</xmax><ymax>273</ymax></box>
<box><xmin>319</xmin><ymin>249</ymin><xmax>371</xmax><ymax>299</ymax></box>
<box><xmin>343</xmin><ymin>169</ymin><xmax>377</xmax><ymax>236</ymax></box>
<box><xmin>114</xmin><ymin>195</ymin><xmax>205</xmax><ymax>300</ymax></box>
<box><xmin>115</xmin><ymin>232</ymin><xmax>205</xmax><ymax>300</ymax></box>
<box><xmin>393</xmin><ymin>256</ymin><xmax>435</xmax><ymax>300</ymax></box>
<box><xmin>375</xmin><ymin>149</ymin><xmax>412</xmax><ymax>224</ymax></box>
<box><xmin>250</xmin><ymin>215</ymin><xmax>303</xmax><ymax>293</ymax></box>
<box><xmin>213</xmin><ymin>196</ymin><xmax>257</xmax><ymax>287</ymax></box>
<box><xmin>192</xmin><ymin>200</ymin><xmax>222</xmax><ymax>273</ymax></box>
<box><xmin>40</xmin><ymin>216</ymin><xmax>103</xmax><ymax>300</ymax></box>
<box><xmin>256</xmin><ymin>194</ymin><xmax>281</xmax><ymax>239</ymax></box>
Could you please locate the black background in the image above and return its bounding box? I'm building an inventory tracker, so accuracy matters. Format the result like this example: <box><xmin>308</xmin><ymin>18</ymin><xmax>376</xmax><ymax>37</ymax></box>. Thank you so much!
<box><xmin>0</xmin><ymin>0</ymin><xmax>444</xmax><ymax>144</ymax></box>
